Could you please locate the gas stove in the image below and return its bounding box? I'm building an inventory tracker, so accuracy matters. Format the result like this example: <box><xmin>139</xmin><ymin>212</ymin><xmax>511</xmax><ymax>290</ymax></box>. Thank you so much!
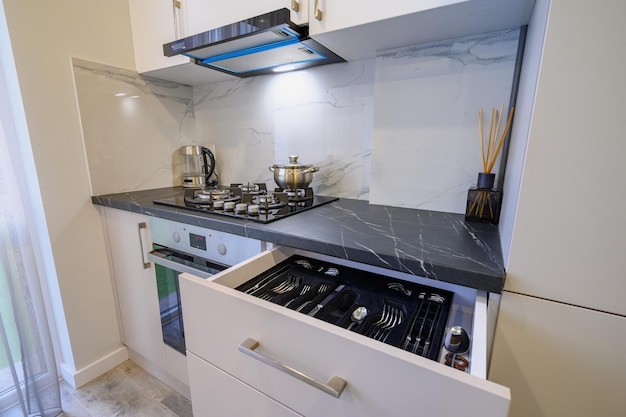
<box><xmin>153</xmin><ymin>183</ymin><xmax>338</xmax><ymax>223</ymax></box>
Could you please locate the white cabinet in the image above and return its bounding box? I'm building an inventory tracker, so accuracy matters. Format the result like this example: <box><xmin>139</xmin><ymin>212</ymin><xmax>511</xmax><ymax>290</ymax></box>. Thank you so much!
<box><xmin>101</xmin><ymin>207</ymin><xmax>190</xmax><ymax>396</ymax></box>
<box><xmin>187</xmin><ymin>352</ymin><xmax>302</xmax><ymax>416</ymax></box>
<box><xmin>127</xmin><ymin>0</ymin><xmax>308</xmax><ymax>85</ymax></box>
<box><xmin>103</xmin><ymin>207</ymin><xmax>163</xmax><ymax>364</ymax></box>
<box><xmin>180</xmin><ymin>246</ymin><xmax>510</xmax><ymax>417</ymax></box>
<box><xmin>309</xmin><ymin>0</ymin><xmax>536</xmax><ymax>60</ymax></box>
<box><xmin>128</xmin><ymin>0</ymin><xmax>189</xmax><ymax>74</ymax></box>
<box><xmin>187</xmin><ymin>0</ymin><xmax>308</xmax><ymax>30</ymax></box>
<box><xmin>127</xmin><ymin>0</ymin><xmax>235</xmax><ymax>85</ymax></box>
<box><xmin>490</xmin><ymin>292</ymin><xmax>626</xmax><ymax>417</ymax></box>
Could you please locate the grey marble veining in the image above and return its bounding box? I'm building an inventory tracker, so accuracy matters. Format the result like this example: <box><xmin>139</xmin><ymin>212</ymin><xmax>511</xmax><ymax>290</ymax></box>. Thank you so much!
<box><xmin>92</xmin><ymin>187</ymin><xmax>505</xmax><ymax>293</ymax></box>
<box><xmin>192</xmin><ymin>59</ymin><xmax>375</xmax><ymax>201</ymax></box>
<box><xmin>370</xmin><ymin>28</ymin><xmax>520</xmax><ymax>213</ymax></box>
<box><xmin>73</xmin><ymin>58</ymin><xmax>196</xmax><ymax>195</ymax></box>
<box><xmin>75</xmin><ymin>27</ymin><xmax>521</xmax><ymax>213</ymax></box>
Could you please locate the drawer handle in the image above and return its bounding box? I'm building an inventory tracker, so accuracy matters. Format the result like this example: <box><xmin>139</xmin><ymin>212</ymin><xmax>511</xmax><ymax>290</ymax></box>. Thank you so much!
<box><xmin>238</xmin><ymin>337</ymin><xmax>347</xmax><ymax>398</ymax></box>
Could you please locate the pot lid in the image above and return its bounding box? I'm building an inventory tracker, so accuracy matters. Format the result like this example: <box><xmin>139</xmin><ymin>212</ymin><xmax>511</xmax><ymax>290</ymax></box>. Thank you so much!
<box><xmin>271</xmin><ymin>155</ymin><xmax>313</xmax><ymax>169</ymax></box>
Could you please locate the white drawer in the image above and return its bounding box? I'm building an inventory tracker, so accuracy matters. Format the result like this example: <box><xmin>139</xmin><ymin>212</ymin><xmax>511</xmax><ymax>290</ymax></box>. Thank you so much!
<box><xmin>187</xmin><ymin>352</ymin><xmax>302</xmax><ymax>417</ymax></box>
<box><xmin>180</xmin><ymin>246</ymin><xmax>510</xmax><ymax>417</ymax></box>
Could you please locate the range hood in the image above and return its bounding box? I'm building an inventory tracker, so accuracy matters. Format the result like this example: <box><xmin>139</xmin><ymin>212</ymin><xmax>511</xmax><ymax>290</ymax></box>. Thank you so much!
<box><xmin>163</xmin><ymin>9</ymin><xmax>345</xmax><ymax>78</ymax></box>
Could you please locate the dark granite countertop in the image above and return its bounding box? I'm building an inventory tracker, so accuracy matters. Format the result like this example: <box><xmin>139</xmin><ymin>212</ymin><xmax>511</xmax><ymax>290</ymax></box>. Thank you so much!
<box><xmin>92</xmin><ymin>187</ymin><xmax>505</xmax><ymax>293</ymax></box>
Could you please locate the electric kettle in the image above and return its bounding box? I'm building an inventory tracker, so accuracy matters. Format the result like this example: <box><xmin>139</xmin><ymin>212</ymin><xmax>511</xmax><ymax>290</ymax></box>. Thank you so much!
<box><xmin>180</xmin><ymin>145</ymin><xmax>216</xmax><ymax>188</ymax></box>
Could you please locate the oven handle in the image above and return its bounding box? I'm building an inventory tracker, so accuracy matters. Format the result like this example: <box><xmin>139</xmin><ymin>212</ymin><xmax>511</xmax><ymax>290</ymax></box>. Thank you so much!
<box><xmin>238</xmin><ymin>337</ymin><xmax>347</xmax><ymax>398</ymax></box>
<box><xmin>137</xmin><ymin>222</ymin><xmax>151</xmax><ymax>269</ymax></box>
<box><xmin>147</xmin><ymin>250</ymin><xmax>213</xmax><ymax>279</ymax></box>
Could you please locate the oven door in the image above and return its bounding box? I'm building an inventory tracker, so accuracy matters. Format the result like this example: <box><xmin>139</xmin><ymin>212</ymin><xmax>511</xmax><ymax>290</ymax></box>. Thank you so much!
<box><xmin>148</xmin><ymin>245</ymin><xmax>226</xmax><ymax>354</ymax></box>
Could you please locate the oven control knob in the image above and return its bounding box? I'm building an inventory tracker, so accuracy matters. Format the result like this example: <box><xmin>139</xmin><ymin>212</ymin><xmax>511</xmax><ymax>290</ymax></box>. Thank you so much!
<box><xmin>217</xmin><ymin>243</ymin><xmax>227</xmax><ymax>256</ymax></box>
<box><xmin>172</xmin><ymin>231</ymin><xmax>181</xmax><ymax>243</ymax></box>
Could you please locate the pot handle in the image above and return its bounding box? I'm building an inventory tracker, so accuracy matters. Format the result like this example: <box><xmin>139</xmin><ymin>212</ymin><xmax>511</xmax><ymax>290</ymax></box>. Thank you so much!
<box><xmin>269</xmin><ymin>166</ymin><xmax>275</xmax><ymax>172</ymax></box>
<box><xmin>303</xmin><ymin>166</ymin><xmax>319</xmax><ymax>174</ymax></box>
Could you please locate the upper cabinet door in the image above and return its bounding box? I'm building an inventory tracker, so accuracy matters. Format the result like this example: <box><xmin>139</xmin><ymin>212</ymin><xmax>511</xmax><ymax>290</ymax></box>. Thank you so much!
<box><xmin>128</xmin><ymin>0</ymin><xmax>190</xmax><ymax>73</ymax></box>
<box><xmin>308</xmin><ymin>0</ymin><xmax>535</xmax><ymax>60</ymax></box>
<box><xmin>308</xmin><ymin>0</ymin><xmax>466</xmax><ymax>34</ymax></box>
<box><xmin>186</xmin><ymin>0</ymin><xmax>308</xmax><ymax>35</ymax></box>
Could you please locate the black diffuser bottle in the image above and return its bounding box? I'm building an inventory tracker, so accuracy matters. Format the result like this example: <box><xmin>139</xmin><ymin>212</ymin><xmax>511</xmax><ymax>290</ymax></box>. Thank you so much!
<box><xmin>465</xmin><ymin>105</ymin><xmax>514</xmax><ymax>224</ymax></box>
<box><xmin>465</xmin><ymin>172</ymin><xmax>501</xmax><ymax>223</ymax></box>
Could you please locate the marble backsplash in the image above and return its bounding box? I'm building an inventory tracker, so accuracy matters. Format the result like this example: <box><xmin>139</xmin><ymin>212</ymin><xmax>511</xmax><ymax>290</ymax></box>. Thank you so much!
<box><xmin>74</xmin><ymin>28</ymin><xmax>520</xmax><ymax>213</ymax></box>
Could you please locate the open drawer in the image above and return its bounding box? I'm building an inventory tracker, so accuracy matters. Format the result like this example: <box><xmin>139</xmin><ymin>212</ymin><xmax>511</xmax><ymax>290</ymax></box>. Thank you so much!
<box><xmin>180</xmin><ymin>246</ymin><xmax>510</xmax><ymax>417</ymax></box>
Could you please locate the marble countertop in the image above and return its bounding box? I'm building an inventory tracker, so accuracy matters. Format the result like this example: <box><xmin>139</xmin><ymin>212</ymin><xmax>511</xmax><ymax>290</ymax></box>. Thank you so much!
<box><xmin>92</xmin><ymin>187</ymin><xmax>505</xmax><ymax>293</ymax></box>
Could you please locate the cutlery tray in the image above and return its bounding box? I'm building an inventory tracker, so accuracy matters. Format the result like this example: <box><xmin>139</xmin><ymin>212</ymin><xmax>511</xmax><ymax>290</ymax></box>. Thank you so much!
<box><xmin>235</xmin><ymin>255</ymin><xmax>453</xmax><ymax>361</ymax></box>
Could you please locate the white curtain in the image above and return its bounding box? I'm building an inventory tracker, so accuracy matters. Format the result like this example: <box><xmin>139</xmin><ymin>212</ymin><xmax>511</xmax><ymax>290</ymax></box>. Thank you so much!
<box><xmin>0</xmin><ymin>2</ymin><xmax>61</xmax><ymax>416</ymax></box>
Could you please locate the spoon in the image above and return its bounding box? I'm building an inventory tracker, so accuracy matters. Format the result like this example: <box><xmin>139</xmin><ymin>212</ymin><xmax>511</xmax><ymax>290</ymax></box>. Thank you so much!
<box><xmin>347</xmin><ymin>306</ymin><xmax>368</xmax><ymax>331</ymax></box>
<box><xmin>444</xmin><ymin>326</ymin><xmax>470</xmax><ymax>368</ymax></box>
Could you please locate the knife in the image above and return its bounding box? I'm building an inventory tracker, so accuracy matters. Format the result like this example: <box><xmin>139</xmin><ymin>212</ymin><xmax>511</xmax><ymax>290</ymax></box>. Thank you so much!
<box><xmin>307</xmin><ymin>284</ymin><xmax>345</xmax><ymax>317</ymax></box>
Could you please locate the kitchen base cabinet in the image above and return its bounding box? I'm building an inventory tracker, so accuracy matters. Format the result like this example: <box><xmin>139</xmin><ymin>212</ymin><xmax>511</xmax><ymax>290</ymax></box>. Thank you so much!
<box><xmin>180</xmin><ymin>246</ymin><xmax>510</xmax><ymax>417</ymax></box>
<box><xmin>100</xmin><ymin>207</ymin><xmax>189</xmax><ymax>396</ymax></box>
<box><xmin>187</xmin><ymin>352</ymin><xmax>302</xmax><ymax>417</ymax></box>
<box><xmin>489</xmin><ymin>292</ymin><xmax>626</xmax><ymax>417</ymax></box>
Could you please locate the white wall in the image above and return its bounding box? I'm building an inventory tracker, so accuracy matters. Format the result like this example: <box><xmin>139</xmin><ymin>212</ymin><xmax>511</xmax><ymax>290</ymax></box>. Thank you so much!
<box><xmin>2</xmin><ymin>0</ymin><xmax>136</xmax><ymax>386</ymax></box>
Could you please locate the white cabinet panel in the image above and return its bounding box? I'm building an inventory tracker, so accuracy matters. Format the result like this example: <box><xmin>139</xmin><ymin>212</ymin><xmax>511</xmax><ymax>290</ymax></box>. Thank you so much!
<box><xmin>504</xmin><ymin>0</ymin><xmax>626</xmax><ymax>316</ymax></box>
<box><xmin>186</xmin><ymin>0</ymin><xmax>308</xmax><ymax>33</ymax></box>
<box><xmin>180</xmin><ymin>247</ymin><xmax>510</xmax><ymax>417</ymax></box>
<box><xmin>128</xmin><ymin>0</ymin><xmax>190</xmax><ymax>73</ymax></box>
<box><xmin>127</xmin><ymin>0</ymin><xmax>236</xmax><ymax>84</ymax></box>
<box><xmin>103</xmin><ymin>207</ymin><xmax>165</xmax><ymax>365</ymax></box>
<box><xmin>102</xmin><ymin>208</ymin><xmax>190</xmax><ymax>394</ymax></box>
<box><xmin>490</xmin><ymin>292</ymin><xmax>626</xmax><ymax>417</ymax></box>
<box><xmin>309</xmin><ymin>0</ymin><xmax>535</xmax><ymax>60</ymax></box>
<box><xmin>187</xmin><ymin>352</ymin><xmax>302</xmax><ymax>417</ymax></box>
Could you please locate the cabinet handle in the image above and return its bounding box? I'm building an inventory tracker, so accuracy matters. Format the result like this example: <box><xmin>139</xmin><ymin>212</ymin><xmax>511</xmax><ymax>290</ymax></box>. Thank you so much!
<box><xmin>137</xmin><ymin>222</ymin><xmax>151</xmax><ymax>269</ymax></box>
<box><xmin>291</xmin><ymin>0</ymin><xmax>300</xmax><ymax>12</ymax></box>
<box><xmin>314</xmin><ymin>0</ymin><xmax>323</xmax><ymax>20</ymax></box>
<box><xmin>172</xmin><ymin>0</ymin><xmax>183</xmax><ymax>39</ymax></box>
<box><xmin>239</xmin><ymin>338</ymin><xmax>346</xmax><ymax>398</ymax></box>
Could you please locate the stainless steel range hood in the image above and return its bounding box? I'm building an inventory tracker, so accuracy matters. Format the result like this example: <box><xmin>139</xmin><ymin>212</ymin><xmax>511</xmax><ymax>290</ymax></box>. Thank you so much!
<box><xmin>163</xmin><ymin>9</ymin><xmax>345</xmax><ymax>78</ymax></box>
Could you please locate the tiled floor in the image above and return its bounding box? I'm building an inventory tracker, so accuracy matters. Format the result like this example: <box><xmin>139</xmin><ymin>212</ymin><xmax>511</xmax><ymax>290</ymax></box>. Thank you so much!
<box><xmin>59</xmin><ymin>360</ymin><xmax>193</xmax><ymax>417</ymax></box>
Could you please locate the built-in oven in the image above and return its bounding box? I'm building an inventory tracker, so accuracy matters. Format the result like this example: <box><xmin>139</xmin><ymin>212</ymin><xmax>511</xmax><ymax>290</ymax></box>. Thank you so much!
<box><xmin>147</xmin><ymin>217</ymin><xmax>265</xmax><ymax>354</ymax></box>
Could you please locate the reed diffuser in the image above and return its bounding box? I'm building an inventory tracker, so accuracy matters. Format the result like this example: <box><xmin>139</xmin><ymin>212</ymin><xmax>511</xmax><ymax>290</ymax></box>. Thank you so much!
<box><xmin>465</xmin><ymin>105</ymin><xmax>514</xmax><ymax>223</ymax></box>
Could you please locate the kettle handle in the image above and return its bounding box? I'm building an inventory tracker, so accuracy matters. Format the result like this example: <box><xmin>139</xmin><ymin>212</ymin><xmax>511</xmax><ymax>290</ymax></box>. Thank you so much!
<box><xmin>201</xmin><ymin>147</ymin><xmax>216</xmax><ymax>183</ymax></box>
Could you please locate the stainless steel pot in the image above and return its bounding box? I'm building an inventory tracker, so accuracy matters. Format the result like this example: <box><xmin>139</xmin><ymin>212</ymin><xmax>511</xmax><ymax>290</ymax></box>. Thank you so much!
<box><xmin>269</xmin><ymin>155</ymin><xmax>319</xmax><ymax>190</ymax></box>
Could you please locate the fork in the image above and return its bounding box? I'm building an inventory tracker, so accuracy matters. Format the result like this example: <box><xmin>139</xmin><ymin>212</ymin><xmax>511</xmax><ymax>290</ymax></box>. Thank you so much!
<box><xmin>363</xmin><ymin>302</ymin><xmax>404</xmax><ymax>342</ymax></box>
<box><xmin>364</xmin><ymin>304</ymin><xmax>391</xmax><ymax>339</ymax></box>
<box><xmin>379</xmin><ymin>306</ymin><xmax>404</xmax><ymax>342</ymax></box>
<box><xmin>284</xmin><ymin>284</ymin><xmax>311</xmax><ymax>307</ymax></box>
<box><xmin>259</xmin><ymin>274</ymin><xmax>301</xmax><ymax>301</ymax></box>
<box><xmin>295</xmin><ymin>283</ymin><xmax>329</xmax><ymax>312</ymax></box>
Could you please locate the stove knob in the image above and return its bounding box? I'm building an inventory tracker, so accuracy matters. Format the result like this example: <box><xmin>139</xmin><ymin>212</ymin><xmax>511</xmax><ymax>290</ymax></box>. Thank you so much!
<box><xmin>217</xmin><ymin>243</ymin><xmax>227</xmax><ymax>256</ymax></box>
<box><xmin>172</xmin><ymin>231</ymin><xmax>181</xmax><ymax>243</ymax></box>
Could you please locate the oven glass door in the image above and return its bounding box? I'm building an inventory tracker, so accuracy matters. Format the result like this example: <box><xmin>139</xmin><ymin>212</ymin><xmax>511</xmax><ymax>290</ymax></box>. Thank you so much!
<box><xmin>149</xmin><ymin>245</ymin><xmax>226</xmax><ymax>354</ymax></box>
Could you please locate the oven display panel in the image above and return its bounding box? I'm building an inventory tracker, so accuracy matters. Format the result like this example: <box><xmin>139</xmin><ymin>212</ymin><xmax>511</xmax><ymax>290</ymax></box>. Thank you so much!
<box><xmin>189</xmin><ymin>232</ymin><xmax>206</xmax><ymax>251</ymax></box>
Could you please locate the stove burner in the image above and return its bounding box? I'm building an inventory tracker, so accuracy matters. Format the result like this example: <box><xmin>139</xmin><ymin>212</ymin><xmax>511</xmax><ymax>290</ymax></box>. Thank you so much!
<box><xmin>231</xmin><ymin>183</ymin><xmax>267</xmax><ymax>196</ymax></box>
<box><xmin>154</xmin><ymin>183</ymin><xmax>338</xmax><ymax>223</ymax></box>
<box><xmin>184</xmin><ymin>188</ymin><xmax>241</xmax><ymax>206</ymax></box>
<box><xmin>275</xmin><ymin>187</ymin><xmax>314</xmax><ymax>204</ymax></box>
<box><xmin>193</xmin><ymin>188</ymin><xmax>232</xmax><ymax>200</ymax></box>
<box><xmin>237</xmin><ymin>183</ymin><xmax>264</xmax><ymax>193</ymax></box>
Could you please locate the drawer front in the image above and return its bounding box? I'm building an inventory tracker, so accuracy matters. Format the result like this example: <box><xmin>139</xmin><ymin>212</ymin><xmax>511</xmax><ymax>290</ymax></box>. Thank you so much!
<box><xmin>187</xmin><ymin>352</ymin><xmax>302</xmax><ymax>417</ymax></box>
<box><xmin>180</xmin><ymin>248</ymin><xmax>510</xmax><ymax>417</ymax></box>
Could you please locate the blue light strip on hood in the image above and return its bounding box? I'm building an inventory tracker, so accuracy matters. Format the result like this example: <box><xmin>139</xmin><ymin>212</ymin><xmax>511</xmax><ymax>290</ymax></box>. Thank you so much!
<box><xmin>205</xmin><ymin>41</ymin><xmax>328</xmax><ymax>74</ymax></box>
<box><xmin>192</xmin><ymin>37</ymin><xmax>301</xmax><ymax>64</ymax></box>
